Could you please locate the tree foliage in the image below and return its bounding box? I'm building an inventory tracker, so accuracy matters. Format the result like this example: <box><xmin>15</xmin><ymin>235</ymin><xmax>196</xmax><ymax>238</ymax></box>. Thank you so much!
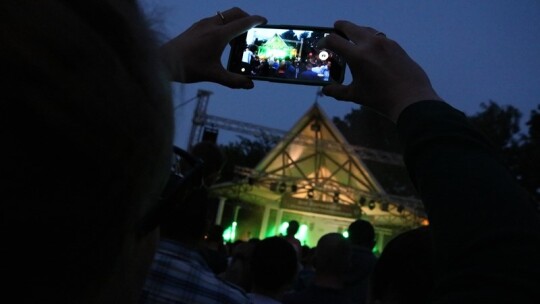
<box><xmin>333</xmin><ymin>106</ymin><xmax>415</xmax><ymax>197</ymax></box>
<box><xmin>280</xmin><ymin>30</ymin><xmax>299</xmax><ymax>41</ymax></box>
<box><xmin>467</xmin><ymin>101</ymin><xmax>523</xmax><ymax>174</ymax></box>
<box><xmin>219</xmin><ymin>134</ymin><xmax>278</xmax><ymax>182</ymax></box>
<box><xmin>333</xmin><ymin>106</ymin><xmax>402</xmax><ymax>153</ymax></box>
<box><xmin>467</xmin><ymin>101</ymin><xmax>539</xmax><ymax>203</ymax></box>
<box><xmin>468</xmin><ymin>100</ymin><xmax>521</xmax><ymax>149</ymax></box>
<box><xmin>514</xmin><ymin>106</ymin><xmax>540</xmax><ymax>203</ymax></box>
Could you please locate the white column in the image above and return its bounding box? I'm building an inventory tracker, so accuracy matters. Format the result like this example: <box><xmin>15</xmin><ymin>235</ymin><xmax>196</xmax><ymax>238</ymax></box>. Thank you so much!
<box><xmin>377</xmin><ymin>231</ymin><xmax>385</xmax><ymax>252</ymax></box>
<box><xmin>232</xmin><ymin>205</ymin><xmax>241</xmax><ymax>241</ymax></box>
<box><xmin>215</xmin><ymin>197</ymin><xmax>226</xmax><ymax>225</ymax></box>
<box><xmin>275</xmin><ymin>209</ymin><xmax>284</xmax><ymax>236</ymax></box>
<box><xmin>233</xmin><ymin>205</ymin><xmax>241</xmax><ymax>222</ymax></box>
<box><xmin>258</xmin><ymin>206</ymin><xmax>271</xmax><ymax>240</ymax></box>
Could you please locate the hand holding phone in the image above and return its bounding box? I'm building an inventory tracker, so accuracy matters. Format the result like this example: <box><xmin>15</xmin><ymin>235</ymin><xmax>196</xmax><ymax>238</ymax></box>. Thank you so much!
<box><xmin>160</xmin><ymin>7</ymin><xmax>266</xmax><ymax>88</ymax></box>
<box><xmin>320</xmin><ymin>21</ymin><xmax>442</xmax><ymax>122</ymax></box>
<box><xmin>227</xmin><ymin>25</ymin><xmax>346</xmax><ymax>86</ymax></box>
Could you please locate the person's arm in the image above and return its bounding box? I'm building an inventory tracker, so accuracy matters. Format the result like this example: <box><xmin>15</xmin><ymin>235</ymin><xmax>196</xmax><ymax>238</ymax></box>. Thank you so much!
<box><xmin>159</xmin><ymin>7</ymin><xmax>266</xmax><ymax>89</ymax></box>
<box><xmin>398</xmin><ymin>100</ymin><xmax>540</xmax><ymax>302</ymax></box>
<box><xmin>322</xmin><ymin>20</ymin><xmax>540</xmax><ymax>302</ymax></box>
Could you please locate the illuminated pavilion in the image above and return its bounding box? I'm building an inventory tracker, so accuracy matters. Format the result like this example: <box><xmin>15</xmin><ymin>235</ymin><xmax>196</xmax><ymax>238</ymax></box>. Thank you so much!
<box><xmin>257</xmin><ymin>33</ymin><xmax>297</xmax><ymax>60</ymax></box>
<box><xmin>209</xmin><ymin>103</ymin><xmax>426</xmax><ymax>251</ymax></box>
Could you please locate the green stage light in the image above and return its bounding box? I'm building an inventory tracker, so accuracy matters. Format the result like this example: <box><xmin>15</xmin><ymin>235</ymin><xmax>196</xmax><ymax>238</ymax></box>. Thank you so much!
<box><xmin>265</xmin><ymin>224</ymin><xmax>277</xmax><ymax>238</ymax></box>
<box><xmin>222</xmin><ymin>221</ymin><xmax>238</xmax><ymax>242</ymax></box>
<box><xmin>342</xmin><ymin>231</ymin><xmax>349</xmax><ymax>238</ymax></box>
<box><xmin>279</xmin><ymin>222</ymin><xmax>308</xmax><ymax>245</ymax></box>
<box><xmin>223</xmin><ymin>226</ymin><xmax>232</xmax><ymax>242</ymax></box>
<box><xmin>279</xmin><ymin>222</ymin><xmax>289</xmax><ymax>236</ymax></box>
<box><xmin>296</xmin><ymin>224</ymin><xmax>308</xmax><ymax>245</ymax></box>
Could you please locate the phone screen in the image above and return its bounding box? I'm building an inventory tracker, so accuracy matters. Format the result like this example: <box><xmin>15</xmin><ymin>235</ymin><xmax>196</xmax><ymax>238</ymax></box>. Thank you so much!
<box><xmin>227</xmin><ymin>25</ymin><xmax>346</xmax><ymax>86</ymax></box>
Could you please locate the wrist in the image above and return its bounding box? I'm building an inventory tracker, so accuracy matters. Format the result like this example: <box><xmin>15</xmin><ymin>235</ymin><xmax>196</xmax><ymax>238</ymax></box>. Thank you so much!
<box><xmin>388</xmin><ymin>87</ymin><xmax>443</xmax><ymax>123</ymax></box>
<box><xmin>159</xmin><ymin>40</ymin><xmax>184</xmax><ymax>82</ymax></box>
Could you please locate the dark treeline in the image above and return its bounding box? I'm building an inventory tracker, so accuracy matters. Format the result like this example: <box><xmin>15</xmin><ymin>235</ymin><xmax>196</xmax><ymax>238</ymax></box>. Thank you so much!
<box><xmin>219</xmin><ymin>101</ymin><xmax>540</xmax><ymax>204</ymax></box>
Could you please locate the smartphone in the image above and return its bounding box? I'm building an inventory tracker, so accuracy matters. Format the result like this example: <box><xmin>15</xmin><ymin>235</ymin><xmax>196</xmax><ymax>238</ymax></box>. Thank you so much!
<box><xmin>227</xmin><ymin>24</ymin><xmax>346</xmax><ymax>86</ymax></box>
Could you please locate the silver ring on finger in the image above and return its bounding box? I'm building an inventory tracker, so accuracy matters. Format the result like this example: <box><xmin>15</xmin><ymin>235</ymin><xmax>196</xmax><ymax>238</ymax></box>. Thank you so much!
<box><xmin>217</xmin><ymin>11</ymin><xmax>226</xmax><ymax>24</ymax></box>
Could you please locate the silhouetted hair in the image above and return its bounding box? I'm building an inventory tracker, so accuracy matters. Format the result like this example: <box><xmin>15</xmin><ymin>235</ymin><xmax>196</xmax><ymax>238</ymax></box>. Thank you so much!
<box><xmin>369</xmin><ymin>226</ymin><xmax>434</xmax><ymax>303</ymax></box>
<box><xmin>3</xmin><ymin>1</ymin><xmax>172</xmax><ymax>302</ymax></box>
<box><xmin>287</xmin><ymin>220</ymin><xmax>300</xmax><ymax>236</ymax></box>
<box><xmin>250</xmin><ymin>237</ymin><xmax>299</xmax><ymax>293</ymax></box>
<box><xmin>348</xmin><ymin>219</ymin><xmax>375</xmax><ymax>248</ymax></box>
<box><xmin>314</xmin><ymin>233</ymin><xmax>352</xmax><ymax>276</ymax></box>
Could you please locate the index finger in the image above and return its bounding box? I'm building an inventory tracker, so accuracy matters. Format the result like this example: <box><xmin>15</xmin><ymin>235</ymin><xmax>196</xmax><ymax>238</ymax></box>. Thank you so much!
<box><xmin>334</xmin><ymin>20</ymin><xmax>378</xmax><ymax>45</ymax></box>
<box><xmin>318</xmin><ymin>33</ymin><xmax>357</xmax><ymax>61</ymax></box>
<box><xmin>217</xmin><ymin>7</ymin><xmax>250</xmax><ymax>22</ymax></box>
<box><xmin>221</xmin><ymin>14</ymin><xmax>267</xmax><ymax>41</ymax></box>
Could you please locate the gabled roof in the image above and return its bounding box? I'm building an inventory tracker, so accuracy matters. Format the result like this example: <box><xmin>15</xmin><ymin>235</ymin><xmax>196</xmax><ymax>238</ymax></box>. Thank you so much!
<box><xmin>254</xmin><ymin>103</ymin><xmax>386</xmax><ymax>205</ymax></box>
<box><xmin>262</xmin><ymin>33</ymin><xmax>289</xmax><ymax>50</ymax></box>
<box><xmin>212</xmin><ymin>103</ymin><xmax>425</xmax><ymax>226</ymax></box>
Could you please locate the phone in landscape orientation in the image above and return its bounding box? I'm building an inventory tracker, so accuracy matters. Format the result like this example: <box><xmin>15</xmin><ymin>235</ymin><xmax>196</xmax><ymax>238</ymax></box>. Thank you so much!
<box><xmin>227</xmin><ymin>24</ymin><xmax>346</xmax><ymax>86</ymax></box>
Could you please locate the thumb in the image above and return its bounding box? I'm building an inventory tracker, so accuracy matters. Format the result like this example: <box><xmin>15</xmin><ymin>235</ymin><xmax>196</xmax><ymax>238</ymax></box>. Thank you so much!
<box><xmin>322</xmin><ymin>84</ymin><xmax>353</xmax><ymax>101</ymax></box>
<box><xmin>212</xmin><ymin>69</ymin><xmax>255</xmax><ymax>89</ymax></box>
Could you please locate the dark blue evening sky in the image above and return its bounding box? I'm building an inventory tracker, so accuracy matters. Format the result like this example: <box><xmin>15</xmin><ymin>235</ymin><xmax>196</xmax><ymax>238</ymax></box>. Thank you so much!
<box><xmin>140</xmin><ymin>0</ymin><xmax>540</xmax><ymax>148</ymax></box>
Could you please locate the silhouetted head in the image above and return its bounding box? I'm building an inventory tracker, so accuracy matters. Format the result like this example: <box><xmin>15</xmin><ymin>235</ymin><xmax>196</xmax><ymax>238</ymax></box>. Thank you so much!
<box><xmin>314</xmin><ymin>233</ymin><xmax>352</xmax><ymax>277</ymax></box>
<box><xmin>287</xmin><ymin>220</ymin><xmax>300</xmax><ymax>236</ymax></box>
<box><xmin>369</xmin><ymin>226</ymin><xmax>434</xmax><ymax>304</ymax></box>
<box><xmin>223</xmin><ymin>240</ymin><xmax>258</xmax><ymax>292</ymax></box>
<box><xmin>348</xmin><ymin>219</ymin><xmax>376</xmax><ymax>249</ymax></box>
<box><xmin>4</xmin><ymin>1</ymin><xmax>172</xmax><ymax>302</ymax></box>
<box><xmin>250</xmin><ymin>237</ymin><xmax>299</xmax><ymax>296</ymax></box>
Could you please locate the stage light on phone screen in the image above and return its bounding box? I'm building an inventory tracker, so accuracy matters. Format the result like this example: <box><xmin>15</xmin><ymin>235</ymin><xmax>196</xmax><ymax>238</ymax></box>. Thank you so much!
<box><xmin>227</xmin><ymin>25</ymin><xmax>346</xmax><ymax>85</ymax></box>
